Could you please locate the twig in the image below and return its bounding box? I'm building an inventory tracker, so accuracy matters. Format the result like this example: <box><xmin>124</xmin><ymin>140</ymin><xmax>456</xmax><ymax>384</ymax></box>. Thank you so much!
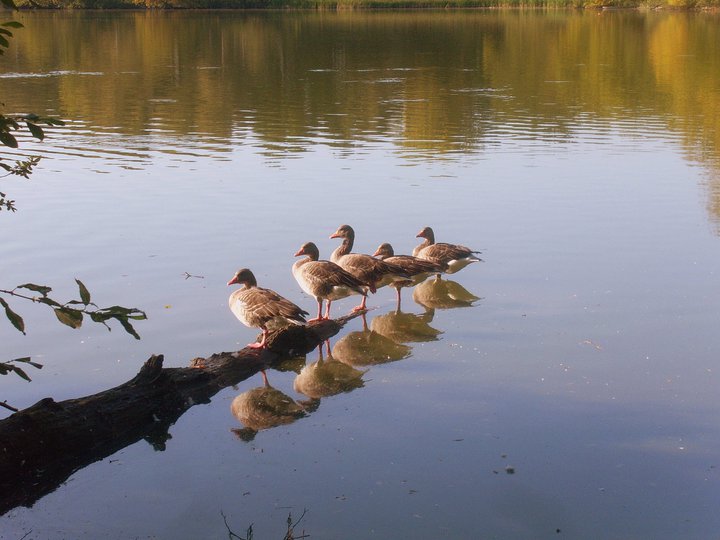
<box><xmin>221</xmin><ymin>510</ymin><xmax>252</xmax><ymax>540</ymax></box>
<box><xmin>0</xmin><ymin>288</ymin><xmax>35</xmax><ymax>301</ymax></box>
<box><xmin>183</xmin><ymin>272</ymin><xmax>205</xmax><ymax>280</ymax></box>
<box><xmin>0</xmin><ymin>401</ymin><xmax>19</xmax><ymax>412</ymax></box>
<box><xmin>284</xmin><ymin>509</ymin><xmax>310</xmax><ymax>540</ymax></box>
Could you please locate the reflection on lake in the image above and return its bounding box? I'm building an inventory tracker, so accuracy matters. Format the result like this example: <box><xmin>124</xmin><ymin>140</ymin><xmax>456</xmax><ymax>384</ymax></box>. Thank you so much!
<box><xmin>294</xmin><ymin>342</ymin><xmax>366</xmax><ymax>399</ymax></box>
<box><xmin>370</xmin><ymin>309</ymin><xmax>442</xmax><ymax>343</ymax></box>
<box><xmin>2</xmin><ymin>9</ymin><xmax>720</xmax><ymax>540</ymax></box>
<box><xmin>231</xmin><ymin>371</ymin><xmax>313</xmax><ymax>442</ymax></box>
<box><xmin>332</xmin><ymin>313</ymin><xmax>412</xmax><ymax>367</ymax></box>
<box><xmin>412</xmin><ymin>277</ymin><xmax>481</xmax><ymax>310</ymax></box>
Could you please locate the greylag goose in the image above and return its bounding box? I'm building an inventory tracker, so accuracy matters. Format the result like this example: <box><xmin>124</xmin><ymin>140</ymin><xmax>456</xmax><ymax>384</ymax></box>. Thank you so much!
<box><xmin>412</xmin><ymin>226</ymin><xmax>482</xmax><ymax>275</ymax></box>
<box><xmin>227</xmin><ymin>268</ymin><xmax>308</xmax><ymax>349</ymax></box>
<box><xmin>330</xmin><ymin>224</ymin><xmax>409</xmax><ymax>311</ymax></box>
<box><xmin>372</xmin><ymin>242</ymin><xmax>444</xmax><ymax>309</ymax></box>
<box><xmin>292</xmin><ymin>242</ymin><xmax>367</xmax><ymax>321</ymax></box>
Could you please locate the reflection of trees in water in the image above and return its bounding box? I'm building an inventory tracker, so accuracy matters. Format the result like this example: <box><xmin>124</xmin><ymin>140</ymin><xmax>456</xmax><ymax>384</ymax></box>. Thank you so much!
<box><xmin>11</xmin><ymin>13</ymin><xmax>720</xmax><ymax>180</ymax></box>
<box><xmin>230</xmin><ymin>371</ymin><xmax>317</xmax><ymax>442</ymax></box>
<box><xmin>8</xmin><ymin>12</ymin><xmax>720</xmax><ymax>229</ymax></box>
<box><xmin>294</xmin><ymin>342</ymin><xmax>366</xmax><ymax>399</ymax></box>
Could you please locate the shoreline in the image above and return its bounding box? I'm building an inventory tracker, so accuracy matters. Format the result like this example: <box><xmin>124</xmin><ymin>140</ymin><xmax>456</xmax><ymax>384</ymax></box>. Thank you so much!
<box><xmin>10</xmin><ymin>3</ymin><xmax>720</xmax><ymax>11</ymax></box>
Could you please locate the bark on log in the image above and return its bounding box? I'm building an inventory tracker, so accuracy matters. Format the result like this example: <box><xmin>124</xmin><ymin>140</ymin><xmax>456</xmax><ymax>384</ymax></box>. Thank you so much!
<box><xmin>0</xmin><ymin>313</ymin><xmax>360</xmax><ymax>516</ymax></box>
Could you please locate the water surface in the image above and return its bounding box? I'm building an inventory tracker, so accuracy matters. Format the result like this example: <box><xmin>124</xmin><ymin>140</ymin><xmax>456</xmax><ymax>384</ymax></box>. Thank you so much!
<box><xmin>1</xmin><ymin>10</ymin><xmax>719</xmax><ymax>539</ymax></box>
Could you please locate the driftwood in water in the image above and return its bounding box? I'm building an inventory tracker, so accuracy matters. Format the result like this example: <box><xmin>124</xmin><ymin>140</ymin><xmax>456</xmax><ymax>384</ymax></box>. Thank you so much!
<box><xmin>0</xmin><ymin>313</ymin><xmax>360</xmax><ymax>516</ymax></box>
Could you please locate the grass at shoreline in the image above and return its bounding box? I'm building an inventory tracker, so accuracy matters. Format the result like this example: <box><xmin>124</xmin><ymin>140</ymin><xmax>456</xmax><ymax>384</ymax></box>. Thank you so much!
<box><xmin>12</xmin><ymin>0</ymin><xmax>720</xmax><ymax>10</ymax></box>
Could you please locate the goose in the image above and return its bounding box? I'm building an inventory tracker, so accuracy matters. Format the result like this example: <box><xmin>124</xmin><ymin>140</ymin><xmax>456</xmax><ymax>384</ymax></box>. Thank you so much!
<box><xmin>330</xmin><ymin>224</ymin><xmax>409</xmax><ymax>311</ymax></box>
<box><xmin>412</xmin><ymin>226</ymin><xmax>482</xmax><ymax>275</ymax></box>
<box><xmin>372</xmin><ymin>242</ymin><xmax>444</xmax><ymax>309</ymax></box>
<box><xmin>292</xmin><ymin>242</ymin><xmax>367</xmax><ymax>321</ymax></box>
<box><xmin>227</xmin><ymin>268</ymin><xmax>308</xmax><ymax>349</ymax></box>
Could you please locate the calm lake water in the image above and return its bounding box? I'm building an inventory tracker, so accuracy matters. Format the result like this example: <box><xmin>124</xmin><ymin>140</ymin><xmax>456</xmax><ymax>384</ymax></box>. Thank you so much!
<box><xmin>1</xmin><ymin>9</ymin><xmax>720</xmax><ymax>539</ymax></box>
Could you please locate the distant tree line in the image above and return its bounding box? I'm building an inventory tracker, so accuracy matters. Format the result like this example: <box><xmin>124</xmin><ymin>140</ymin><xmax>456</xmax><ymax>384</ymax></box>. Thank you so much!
<box><xmin>11</xmin><ymin>0</ymin><xmax>720</xmax><ymax>10</ymax></box>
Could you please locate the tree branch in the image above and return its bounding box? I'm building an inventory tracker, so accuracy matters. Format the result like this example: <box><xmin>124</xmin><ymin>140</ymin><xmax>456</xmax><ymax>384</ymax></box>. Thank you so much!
<box><xmin>0</xmin><ymin>311</ymin><xmax>364</xmax><ymax>516</ymax></box>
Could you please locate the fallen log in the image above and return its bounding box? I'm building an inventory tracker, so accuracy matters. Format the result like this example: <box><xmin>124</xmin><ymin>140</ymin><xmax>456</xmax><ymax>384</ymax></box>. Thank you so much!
<box><xmin>0</xmin><ymin>313</ymin><xmax>361</xmax><ymax>516</ymax></box>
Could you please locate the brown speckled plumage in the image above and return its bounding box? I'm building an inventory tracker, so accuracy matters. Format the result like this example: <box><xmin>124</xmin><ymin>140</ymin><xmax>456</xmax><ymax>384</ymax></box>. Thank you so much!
<box><xmin>330</xmin><ymin>225</ymin><xmax>410</xmax><ymax>295</ymax></box>
<box><xmin>292</xmin><ymin>242</ymin><xmax>367</xmax><ymax>320</ymax></box>
<box><xmin>228</xmin><ymin>268</ymin><xmax>307</xmax><ymax>348</ymax></box>
<box><xmin>412</xmin><ymin>226</ymin><xmax>481</xmax><ymax>274</ymax></box>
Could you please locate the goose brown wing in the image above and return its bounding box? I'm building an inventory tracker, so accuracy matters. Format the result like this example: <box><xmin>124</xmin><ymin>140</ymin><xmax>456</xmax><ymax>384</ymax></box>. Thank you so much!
<box><xmin>340</xmin><ymin>254</ymin><xmax>409</xmax><ymax>285</ymax></box>
<box><xmin>302</xmin><ymin>260</ymin><xmax>366</xmax><ymax>296</ymax></box>
<box><xmin>422</xmin><ymin>242</ymin><xmax>475</xmax><ymax>263</ymax></box>
<box><xmin>388</xmin><ymin>255</ymin><xmax>444</xmax><ymax>276</ymax></box>
<box><xmin>245</xmin><ymin>287</ymin><xmax>308</xmax><ymax>324</ymax></box>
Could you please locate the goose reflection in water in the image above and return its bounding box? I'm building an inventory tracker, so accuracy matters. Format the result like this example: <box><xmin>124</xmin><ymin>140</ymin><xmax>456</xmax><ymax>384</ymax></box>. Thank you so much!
<box><xmin>231</xmin><ymin>371</ymin><xmax>317</xmax><ymax>442</ymax></box>
<box><xmin>331</xmin><ymin>313</ymin><xmax>412</xmax><ymax>367</ymax></box>
<box><xmin>370</xmin><ymin>309</ymin><xmax>443</xmax><ymax>344</ymax></box>
<box><xmin>294</xmin><ymin>341</ymin><xmax>366</xmax><ymax>399</ymax></box>
<box><xmin>412</xmin><ymin>277</ymin><xmax>481</xmax><ymax>310</ymax></box>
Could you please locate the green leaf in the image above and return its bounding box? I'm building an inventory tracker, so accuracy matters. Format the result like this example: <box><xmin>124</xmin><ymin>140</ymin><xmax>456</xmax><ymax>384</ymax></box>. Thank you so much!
<box><xmin>25</xmin><ymin>121</ymin><xmax>44</xmax><ymax>141</ymax></box>
<box><xmin>18</xmin><ymin>283</ymin><xmax>52</xmax><ymax>296</ymax></box>
<box><xmin>0</xmin><ymin>297</ymin><xmax>25</xmax><ymax>334</ymax></box>
<box><xmin>0</xmin><ymin>21</ymin><xmax>23</xmax><ymax>29</ymax></box>
<box><xmin>76</xmin><ymin>279</ymin><xmax>91</xmax><ymax>305</ymax></box>
<box><xmin>115</xmin><ymin>316</ymin><xmax>141</xmax><ymax>340</ymax></box>
<box><xmin>0</xmin><ymin>130</ymin><xmax>18</xmax><ymax>149</ymax></box>
<box><xmin>12</xmin><ymin>356</ymin><xmax>43</xmax><ymax>369</ymax></box>
<box><xmin>37</xmin><ymin>297</ymin><xmax>61</xmax><ymax>307</ymax></box>
<box><xmin>54</xmin><ymin>307</ymin><xmax>83</xmax><ymax>329</ymax></box>
<box><xmin>11</xmin><ymin>365</ymin><xmax>31</xmax><ymax>382</ymax></box>
<box><xmin>0</xmin><ymin>28</ymin><xmax>13</xmax><ymax>37</ymax></box>
<box><xmin>90</xmin><ymin>311</ymin><xmax>108</xmax><ymax>322</ymax></box>
<box><xmin>0</xmin><ymin>34</ymin><xmax>8</xmax><ymax>49</ymax></box>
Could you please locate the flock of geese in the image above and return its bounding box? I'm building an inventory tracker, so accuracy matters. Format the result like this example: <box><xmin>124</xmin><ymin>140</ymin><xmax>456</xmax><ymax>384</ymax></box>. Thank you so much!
<box><xmin>227</xmin><ymin>225</ymin><xmax>482</xmax><ymax>349</ymax></box>
<box><xmin>227</xmin><ymin>224</ymin><xmax>482</xmax><ymax>441</ymax></box>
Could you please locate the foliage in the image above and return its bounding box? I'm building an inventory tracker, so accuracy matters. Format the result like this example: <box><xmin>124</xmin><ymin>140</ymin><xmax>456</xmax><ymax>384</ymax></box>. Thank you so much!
<box><xmin>1</xmin><ymin>2</ymin><xmax>146</xmax><ymax>399</ymax></box>
<box><xmin>1</xmin><ymin>0</ymin><xmax>66</xmax><ymax>210</ymax></box>
<box><xmin>1</xmin><ymin>280</ymin><xmax>148</xmax><ymax>382</ymax></box>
